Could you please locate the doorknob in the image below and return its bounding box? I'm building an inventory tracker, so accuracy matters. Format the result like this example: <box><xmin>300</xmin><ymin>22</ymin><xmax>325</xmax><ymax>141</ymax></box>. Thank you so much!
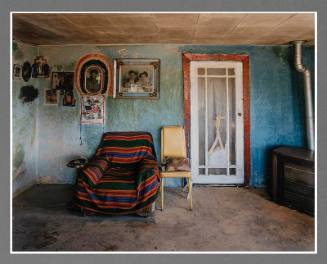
<box><xmin>237</xmin><ymin>113</ymin><xmax>242</xmax><ymax>117</ymax></box>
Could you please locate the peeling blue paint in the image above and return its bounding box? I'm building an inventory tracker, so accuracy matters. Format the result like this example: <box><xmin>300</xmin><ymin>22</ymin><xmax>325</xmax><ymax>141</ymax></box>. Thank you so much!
<box><xmin>13</xmin><ymin>43</ymin><xmax>315</xmax><ymax>189</ymax></box>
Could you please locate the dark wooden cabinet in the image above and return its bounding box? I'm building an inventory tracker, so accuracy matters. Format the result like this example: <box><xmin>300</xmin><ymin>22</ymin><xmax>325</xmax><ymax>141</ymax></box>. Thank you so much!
<box><xmin>271</xmin><ymin>147</ymin><xmax>315</xmax><ymax>216</ymax></box>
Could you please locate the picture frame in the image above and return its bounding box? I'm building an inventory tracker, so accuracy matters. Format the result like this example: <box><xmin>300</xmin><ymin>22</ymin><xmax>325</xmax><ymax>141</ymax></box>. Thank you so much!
<box><xmin>63</xmin><ymin>90</ymin><xmax>76</xmax><ymax>107</ymax></box>
<box><xmin>114</xmin><ymin>58</ymin><xmax>160</xmax><ymax>99</ymax></box>
<box><xmin>80</xmin><ymin>95</ymin><xmax>105</xmax><ymax>124</ymax></box>
<box><xmin>44</xmin><ymin>89</ymin><xmax>59</xmax><ymax>105</ymax></box>
<box><xmin>13</xmin><ymin>64</ymin><xmax>22</xmax><ymax>79</ymax></box>
<box><xmin>51</xmin><ymin>72</ymin><xmax>74</xmax><ymax>94</ymax></box>
<box><xmin>74</xmin><ymin>53</ymin><xmax>112</xmax><ymax>96</ymax></box>
<box><xmin>32</xmin><ymin>56</ymin><xmax>50</xmax><ymax>78</ymax></box>
<box><xmin>84</xmin><ymin>65</ymin><xmax>104</xmax><ymax>94</ymax></box>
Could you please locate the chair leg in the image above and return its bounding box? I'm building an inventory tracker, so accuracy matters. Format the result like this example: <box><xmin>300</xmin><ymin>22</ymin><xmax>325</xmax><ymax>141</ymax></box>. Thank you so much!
<box><xmin>161</xmin><ymin>178</ymin><xmax>164</xmax><ymax>211</ymax></box>
<box><xmin>186</xmin><ymin>177</ymin><xmax>193</xmax><ymax>210</ymax></box>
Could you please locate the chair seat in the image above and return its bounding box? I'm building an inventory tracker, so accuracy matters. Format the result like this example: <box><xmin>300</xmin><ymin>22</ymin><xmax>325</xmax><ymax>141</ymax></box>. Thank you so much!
<box><xmin>160</xmin><ymin>170</ymin><xmax>191</xmax><ymax>178</ymax></box>
<box><xmin>96</xmin><ymin>167</ymin><xmax>136</xmax><ymax>191</ymax></box>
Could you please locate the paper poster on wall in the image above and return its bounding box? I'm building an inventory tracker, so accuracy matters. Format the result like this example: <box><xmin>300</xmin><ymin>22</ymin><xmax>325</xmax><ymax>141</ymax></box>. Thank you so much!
<box><xmin>80</xmin><ymin>95</ymin><xmax>105</xmax><ymax>124</ymax></box>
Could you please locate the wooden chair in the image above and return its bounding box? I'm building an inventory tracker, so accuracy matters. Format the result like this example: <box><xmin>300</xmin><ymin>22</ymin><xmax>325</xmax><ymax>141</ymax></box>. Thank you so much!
<box><xmin>160</xmin><ymin>126</ymin><xmax>192</xmax><ymax>210</ymax></box>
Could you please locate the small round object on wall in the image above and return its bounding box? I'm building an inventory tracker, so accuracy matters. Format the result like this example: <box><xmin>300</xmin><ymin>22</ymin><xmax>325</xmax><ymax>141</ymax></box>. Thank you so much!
<box><xmin>74</xmin><ymin>53</ymin><xmax>113</xmax><ymax>96</ymax></box>
<box><xmin>22</xmin><ymin>61</ymin><xmax>32</xmax><ymax>82</ymax></box>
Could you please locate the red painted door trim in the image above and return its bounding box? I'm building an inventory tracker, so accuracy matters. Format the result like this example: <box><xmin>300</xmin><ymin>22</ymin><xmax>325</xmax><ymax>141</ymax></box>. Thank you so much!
<box><xmin>182</xmin><ymin>53</ymin><xmax>251</xmax><ymax>185</ymax></box>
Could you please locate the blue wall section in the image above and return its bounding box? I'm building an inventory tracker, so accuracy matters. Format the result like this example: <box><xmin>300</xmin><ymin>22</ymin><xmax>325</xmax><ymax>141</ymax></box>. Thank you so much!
<box><xmin>36</xmin><ymin>45</ymin><xmax>184</xmax><ymax>186</ymax></box>
<box><xmin>12</xmin><ymin>42</ymin><xmax>39</xmax><ymax>193</ymax></box>
<box><xmin>12</xmin><ymin>43</ymin><xmax>314</xmax><ymax>189</ymax></box>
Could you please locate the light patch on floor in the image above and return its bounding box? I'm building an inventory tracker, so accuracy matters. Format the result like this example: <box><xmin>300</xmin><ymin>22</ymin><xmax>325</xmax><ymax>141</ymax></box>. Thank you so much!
<box><xmin>13</xmin><ymin>184</ymin><xmax>314</xmax><ymax>251</ymax></box>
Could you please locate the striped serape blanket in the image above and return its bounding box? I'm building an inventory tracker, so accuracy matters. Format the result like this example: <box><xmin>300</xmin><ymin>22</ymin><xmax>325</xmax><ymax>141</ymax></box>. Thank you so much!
<box><xmin>74</xmin><ymin>131</ymin><xmax>160</xmax><ymax>215</ymax></box>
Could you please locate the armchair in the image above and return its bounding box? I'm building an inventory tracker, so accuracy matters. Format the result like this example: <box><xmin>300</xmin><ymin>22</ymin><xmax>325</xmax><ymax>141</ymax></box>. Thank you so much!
<box><xmin>73</xmin><ymin>132</ymin><xmax>160</xmax><ymax>215</ymax></box>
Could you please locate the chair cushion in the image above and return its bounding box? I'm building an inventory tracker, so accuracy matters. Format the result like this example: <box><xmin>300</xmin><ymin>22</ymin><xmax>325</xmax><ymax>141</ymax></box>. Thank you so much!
<box><xmin>160</xmin><ymin>171</ymin><xmax>191</xmax><ymax>178</ymax></box>
<box><xmin>95</xmin><ymin>166</ymin><xmax>137</xmax><ymax>191</ymax></box>
<box><xmin>165</xmin><ymin>157</ymin><xmax>190</xmax><ymax>172</ymax></box>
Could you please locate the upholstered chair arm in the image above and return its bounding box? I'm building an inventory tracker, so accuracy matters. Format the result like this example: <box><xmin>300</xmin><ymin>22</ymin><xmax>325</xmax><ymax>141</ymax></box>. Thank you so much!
<box><xmin>78</xmin><ymin>157</ymin><xmax>110</xmax><ymax>188</ymax></box>
<box><xmin>135</xmin><ymin>156</ymin><xmax>160</xmax><ymax>198</ymax></box>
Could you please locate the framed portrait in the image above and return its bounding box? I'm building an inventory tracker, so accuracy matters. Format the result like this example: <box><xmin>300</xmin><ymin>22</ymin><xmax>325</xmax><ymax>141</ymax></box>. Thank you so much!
<box><xmin>44</xmin><ymin>89</ymin><xmax>59</xmax><ymax>105</ymax></box>
<box><xmin>114</xmin><ymin>58</ymin><xmax>160</xmax><ymax>99</ymax></box>
<box><xmin>74</xmin><ymin>53</ymin><xmax>112</xmax><ymax>96</ymax></box>
<box><xmin>13</xmin><ymin>64</ymin><xmax>22</xmax><ymax>79</ymax></box>
<box><xmin>84</xmin><ymin>65</ymin><xmax>104</xmax><ymax>94</ymax></box>
<box><xmin>51</xmin><ymin>72</ymin><xmax>74</xmax><ymax>94</ymax></box>
<box><xmin>80</xmin><ymin>95</ymin><xmax>105</xmax><ymax>124</ymax></box>
<box><xmin>63</xmin><ymin>90</ymin><xmax>76</xmax><ymax>107</ymax></box>
<box><xmin>32</xmin><ymin>56</ymin><xmax>50</xmax><ymax>78</ymax></box>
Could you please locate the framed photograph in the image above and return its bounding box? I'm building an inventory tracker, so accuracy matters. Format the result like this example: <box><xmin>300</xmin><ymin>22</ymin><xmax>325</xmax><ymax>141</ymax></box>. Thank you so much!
<box><xmin>63</xmin><ymin>90</ymin><xmax>76</xmax><ymax>107</ymax></box>
<box><xmin>80</xmin><ymin>95</ymin><xmax>105</xmax><ymax>124</ymax></box>
<box><xmin>114</xmin><ymin>58</ymin><xmax>160</xmax><ymax>99</ymax></box>
<box><xmin>84</xmin><ymin>65</ymin><xmax>104</xmax><ymax>94</ymax></box>
<box><xmin>44</xmin><ymin>89</ymin><xmax>59</xmax><ymax>105</ymax></box>
<box><xmin>51</xmin><ymin>72</ymin><xmax>74</xmax><ymax>94</ymax></box>
<box><xmin>13</xmin><ymin>64</ymin><xmax>22</xmax><ymax>79</ymax></box>
<box><xmin>74</xmin><ymin>53</ymin><xmax>112</xmax><ymax>96</ymax></box>
<box><xmin>32</xmin><ymin>56</ymin><xmax>50</xmax><ymax>78</ymax></box>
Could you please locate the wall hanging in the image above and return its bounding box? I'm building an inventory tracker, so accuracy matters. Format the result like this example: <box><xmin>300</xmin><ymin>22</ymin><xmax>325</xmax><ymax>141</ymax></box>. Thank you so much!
<box><xmin>13</xmin><ymin>64</ymin><xmax>22</xmax><ymax>79</ymax></box>
<box><xmin>63</xmin><ymin>90</ymin><xmax>76</xmax><ymax>107</ymax></box>
<box><xmin>22</xmin><ymin>61</ymin><xmax>32</xmax><ymax>82</ymax></box>
<box><xmin>19</xmin><ymin>85</ymin><xmax>39</xmax><ymax>103</ymax></box>
<box><xmin>32</xmin><ymin>56</ymin><xmax>50</xmax><ymax>78</ymax></box>
<box><xmin>74</xmin><ymin>53</ymin><xmax>112</xmax><ymax>96</ymax></box>
<box><xmin>51</xmin><ymin>72</ymin><xmax>74</xmax><ymax>94</ymax></box>
<box><xmin>80</xmin><ymin>95</ymin><xmax>105</xmax><ymax>124</ymax></box>
<box><xmin>44</xmin><ymin>88</ymin><xmax>59</xmax><ymax>105</ymax></box>
<box><xmin>79</xmin><ymin>95</ymin><xmax>105</xmax><ymax>145</ymax></box>
<box><xmin>114</xmin><ymin>58</ymin><xmax>160</xmax><ymax>99</ymax></box>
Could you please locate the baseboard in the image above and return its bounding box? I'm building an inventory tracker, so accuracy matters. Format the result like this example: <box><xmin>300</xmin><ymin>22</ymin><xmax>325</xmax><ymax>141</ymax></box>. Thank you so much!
<box><xmin>12</xmin><ymin>179</ymin><xmax>37</xmax><ymax>198</ymax></box>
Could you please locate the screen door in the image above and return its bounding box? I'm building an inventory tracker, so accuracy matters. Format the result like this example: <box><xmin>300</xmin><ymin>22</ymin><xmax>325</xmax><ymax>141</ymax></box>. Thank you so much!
<box><xmin>190</xmin><ymin>61</ymin><xmax>244</xmax><ymax>184</ymax></box>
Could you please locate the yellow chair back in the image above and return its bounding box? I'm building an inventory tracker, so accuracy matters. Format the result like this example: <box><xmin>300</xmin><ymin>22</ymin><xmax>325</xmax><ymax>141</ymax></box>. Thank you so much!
<box><xmin>160</xmin><ymin>126</ymin><xmax>187</xmax><ymax>163</ymax></box>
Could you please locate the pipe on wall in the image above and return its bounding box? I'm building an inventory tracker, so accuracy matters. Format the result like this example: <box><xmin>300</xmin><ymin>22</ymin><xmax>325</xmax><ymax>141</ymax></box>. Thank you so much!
<box><xmin>293</xmin><ymin>40</ymin><xmax>315</xmax><ymax>151</ymax></box>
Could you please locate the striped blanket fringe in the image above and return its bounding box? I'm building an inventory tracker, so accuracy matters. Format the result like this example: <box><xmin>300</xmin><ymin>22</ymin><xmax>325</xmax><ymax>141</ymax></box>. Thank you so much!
<box><xmin>74</xmin><ymin>131</ymin><xmax>160</xmax><ymax>215</ymax></box>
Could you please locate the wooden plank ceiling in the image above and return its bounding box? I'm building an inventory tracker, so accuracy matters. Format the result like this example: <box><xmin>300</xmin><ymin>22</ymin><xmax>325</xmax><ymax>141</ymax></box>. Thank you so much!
<box><xmin>12</xmin><ymin>13</ymin><xmax>315</xmax><ymax>45</ymax></box>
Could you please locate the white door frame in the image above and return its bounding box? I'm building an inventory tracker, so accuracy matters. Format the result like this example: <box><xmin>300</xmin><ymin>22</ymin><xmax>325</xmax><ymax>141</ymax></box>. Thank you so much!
<box><xmin>190</xmin><ymin>61</ymin><xmax>244</xmax><ymax>184</ymax></box>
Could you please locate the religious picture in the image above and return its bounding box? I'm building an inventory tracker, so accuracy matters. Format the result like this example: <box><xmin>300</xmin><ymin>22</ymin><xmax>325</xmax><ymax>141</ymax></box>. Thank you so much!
<box><xmin>80</xmin><ymin>95</ymin><xmax>105</xmax><ymax>124</ymax></box>
<box><xmin>32</xmin><ymin>56</ymin><xmax>50</xmax><ymax>78</ymax></box>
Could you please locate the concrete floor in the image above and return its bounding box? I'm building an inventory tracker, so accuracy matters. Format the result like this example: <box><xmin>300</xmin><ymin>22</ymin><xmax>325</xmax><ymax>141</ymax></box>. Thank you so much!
<box><xmin>12</xmin><ymin>184</ymin><xmax>314</xmax><ymax>252</ymax></box>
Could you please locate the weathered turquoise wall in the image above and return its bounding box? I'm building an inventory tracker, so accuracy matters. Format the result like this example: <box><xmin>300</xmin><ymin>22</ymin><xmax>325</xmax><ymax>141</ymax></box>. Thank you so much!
<box><xmin>177</xmin><ymin>45</ymin><xmax>314</xmax><ymax>186</ymax></box>
<box><xmin>36</xmin><ymin>45</ymin><xmax>184</xmax><ymax>186</ymax></box>
<box><xmin>12</xmin><ymin>43</ymin><xmax>315</xmax><ymax>189</ymax></box>
<box><xmin>12</xmin><ymin>42</ymin><xmax>39</xmax><ymax>194</ymax></box>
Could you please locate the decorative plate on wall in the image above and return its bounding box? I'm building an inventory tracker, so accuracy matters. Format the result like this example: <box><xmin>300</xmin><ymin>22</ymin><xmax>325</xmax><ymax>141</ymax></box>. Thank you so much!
<box><xmin>74</xmin><ymin>53</ymin><xmax>112</xmax><ymax>96</ymax></box>
<box><xmin>22</xmin><ymin>61</ymin><xmax>32</xmax><ymax>82</ymax></box>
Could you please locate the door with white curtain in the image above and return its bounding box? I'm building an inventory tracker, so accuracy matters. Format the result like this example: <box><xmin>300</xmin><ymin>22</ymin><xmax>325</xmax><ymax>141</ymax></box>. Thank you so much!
<box><xmin>190</xmin><ymin>61</ymin><xmax>244</xmax><ymax>184</ymax></box>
